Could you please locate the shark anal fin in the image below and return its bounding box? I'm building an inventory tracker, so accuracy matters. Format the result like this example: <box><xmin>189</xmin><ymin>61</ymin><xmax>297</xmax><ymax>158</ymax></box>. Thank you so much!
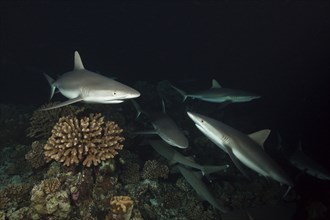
<box><xmin>225</xmin><ymin>146</ymin><xmax>251</xmax><ymax>180</ymax></box>
<box><xmin>40</xmin><ymin>97</ymin><xmax>83</xmax><ymax>111</ymax></box>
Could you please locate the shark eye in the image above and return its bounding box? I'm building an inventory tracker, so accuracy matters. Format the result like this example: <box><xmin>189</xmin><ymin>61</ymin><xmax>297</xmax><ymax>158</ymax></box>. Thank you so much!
<box><xmin>201</xmin><ymin>120</ymin><xmax>204</xmax><ymax>123</ymax></box>
<box><xmin>113</xmin><ymin>92</ymin><xmax>117</xmax><ymax>95</ymax></box>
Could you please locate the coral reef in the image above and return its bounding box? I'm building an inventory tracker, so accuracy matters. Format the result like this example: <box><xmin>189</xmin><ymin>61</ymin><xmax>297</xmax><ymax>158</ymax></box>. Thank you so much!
<box><xmin>107</xmin><ymin>196</ymin><xmax>134</xmax><ymax>220</ymax></box>
<box><xmin>120</xmin><ymin>162</ymin><xmax>141</xmax><ymax>184</ymax></box>
<box><xmin>31</xmin><ymin>178</ymin><xmax>71</xmax><ymax>219</ymax></box>
<box><xmin>26</xmin><ymin>102</ymin><xmax>85</xmax><ymax>139</ymax></box>
<box><xmin>141</xmin><ymin>160</ymin><xmax>169</xmax><ymax>180</ymax></box>
<box><xmin>44</xmin><ymin>113</ymin><xmax>124</xmax><ymax>167</ymax></box>
<box><xmin>25</xmin><ymin>140</ymin><xmax>47</xmax><ymax>169</ymax></box>
<box><xmin>0</xmin><ymin>183</ymin><xmax>32</xmax><ymax>211</ymax></box>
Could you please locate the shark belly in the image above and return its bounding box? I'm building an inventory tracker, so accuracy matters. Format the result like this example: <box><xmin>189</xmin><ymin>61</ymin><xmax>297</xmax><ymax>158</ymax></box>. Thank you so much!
<box><xmin>232</xmin><ymin>147</ymin><xmax>269</xmax><ymax>177</ymax></box>
<box><xmin>58</xmin><ymin>88</ymin><xmax>81</xmax><ymax>99</ymax></box>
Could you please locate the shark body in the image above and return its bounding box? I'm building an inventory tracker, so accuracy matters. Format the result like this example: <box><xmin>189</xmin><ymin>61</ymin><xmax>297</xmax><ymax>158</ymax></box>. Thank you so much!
<box><xmin>42</xmin><ymin>51</ymin><xmax>140</xmax><ymax>110</ymax></box>
<box><xmin>132</xmin><ymin>100</ymin><xmax>189</xmax><ymax>149</ymax></box>
<box><xmin>187</xmin><ymin>112</ymin><xmax>293</xmax><ymax>187</ymax></box>
<box><xmin>290</xmin><ymin>143</ymin><xmax>330</xmax><ymax>181</ymax></box>
<box><xmin>148</xmin><ymin>139</ymin><xmax>229</xmax><ymax>175</ymax></box>
<box><xmin>178</xmin><ymin>165</ymin><xmax>228</xmax><ymax>213</ymax></box>
<box><xmin>171</xmin><ymin>79</ymin><xmax>260</xmax><ymax>103</ymax></box>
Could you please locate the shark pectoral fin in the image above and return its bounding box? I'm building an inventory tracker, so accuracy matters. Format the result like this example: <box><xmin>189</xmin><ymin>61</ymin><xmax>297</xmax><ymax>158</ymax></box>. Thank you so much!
<box><xmin>248</xmin><ymin>129</ymin><xmax>271</xmax><ymax>149</ymax></box>
<box><xmin>40</xmin><ymin>97</ymin><xmax>83</xmax><ymax>111</ymax></box>
<box><xmin>225</xmin><ymin>146</ymin><xmax>251</xmax><ymax>180</ymax></box>
<box><xmin>202</xmin><ymin>165</ymin><xmax>230</xmax><ymax>176</ymax></box>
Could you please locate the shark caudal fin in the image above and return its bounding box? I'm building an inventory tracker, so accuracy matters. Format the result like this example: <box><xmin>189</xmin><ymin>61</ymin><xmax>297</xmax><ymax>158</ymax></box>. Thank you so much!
<box><xmin>171</xmin><ymin>84</ymin><xmax>188</xmax><ymax>102</ymax></box>
<box><xmin>43</xmin><ymin>73</ymin><xmax>56</xmax><ymax>100</ymax></box>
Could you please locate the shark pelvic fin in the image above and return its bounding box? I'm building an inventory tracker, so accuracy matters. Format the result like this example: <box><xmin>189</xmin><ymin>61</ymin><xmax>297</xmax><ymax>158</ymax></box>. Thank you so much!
<box><xmin>211</xmin><ymin>79</ymin><xmax>222</xmax><ymax>88</ymax></box>
<box><xmin>248</xmin><ymin>129</ymin><xmax>271</xmax><ymax>149</ymax></box>
<box><xmin>74</xmin><ymin>51</ymin><xmax>85</xmax><ymax>70</ymax></box>
<box><xmin>43</xmin><ymin>73</ymin><xmax>56</xmax><ymax>100</ymax></box>
<box><xmin>40</xmin><ymin>97</ymin><xmax>83</xmax><ymax>111</ymax></box>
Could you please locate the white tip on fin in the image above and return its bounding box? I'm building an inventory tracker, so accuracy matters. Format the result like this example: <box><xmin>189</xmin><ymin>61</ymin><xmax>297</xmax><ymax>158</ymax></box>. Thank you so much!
<box><xmin>211</xmin><ymin>79</ymin><xmax>222</xmax><ymax>88</ymax></box>
<box><xmin>74</xmin><ymin>51</ymin><xmax>85</xmax><ymax>70</ymax></box>
<box><xmin>248</xmin><ymin>129</ymin><xmax>271</xmax><ymax>149</ymax></box>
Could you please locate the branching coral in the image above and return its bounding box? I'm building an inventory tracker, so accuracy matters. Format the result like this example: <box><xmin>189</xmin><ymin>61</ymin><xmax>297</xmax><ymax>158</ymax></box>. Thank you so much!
<box><xmin>25</xmin><ymin>140</ymin><xmax>47</xmax><ymax>169</ymax></box>
<box><xmin>107</xmin><ymin>196</ymin><xmax>134</xmax><ymax>220</ymax></box>
<box><xmin>141</xmin><ymin>160</ymin><xmax>169</xmax><ymax>180</ymax></box>
<box><xmin>26</xmin><ymin>102</ymin><xmax>85</xmax><ymax>139</ymax></box>
<box><xmin>44</xmin><ymin>113</ymin><xmax>124</xmax><ymax>167</ymax></box>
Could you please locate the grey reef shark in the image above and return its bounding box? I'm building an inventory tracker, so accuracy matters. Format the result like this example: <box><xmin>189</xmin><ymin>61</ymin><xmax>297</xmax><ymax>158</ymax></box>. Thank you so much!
<box><xmin>42</xmin><ymin>51</ymin><xmax>140</xmax><ymax>110</ymax></box>
<box><xmin>147</xmin><ymin>139</ymin><xmax>229</xmax><ymax>175</ymax></box>
<box><xmin>290</xmin><ymin>143</ymin><xmax>330</xmax><ymax>181</ymax></box>
<box><xmin>277</xmin><ymin>135</ymin><xmax>330</xmax><ymax>181</ymax></box>
<box><xmin>178</xmin><ymin>165</ymin><xmax>229</xmax><ymax>213</ymax></box>
<box><xmin>132</xmin><ymin>99</ymin><xmax>189</xmax><ymax>149</ymax></box>
<box><xmin>187</xmin><ymin>112</ymin><xmax>294</xmax><ymax>195</ymax></box>
<box><xmin>148</xmin><ymin>140</ymin><xmax>229</xmax><ymax>212</ymax></box>
<box><xmin>171</xmin><ymin>79</ymin><xmax>260</xmax><ymax>103</ymax></box>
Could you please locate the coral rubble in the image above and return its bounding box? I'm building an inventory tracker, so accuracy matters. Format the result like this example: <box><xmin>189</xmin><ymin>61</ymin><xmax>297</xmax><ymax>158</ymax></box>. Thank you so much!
<box><xmin>44</xmin><ymin>113</ymin><xmax>124</xmax><ymax>167</ymax></box>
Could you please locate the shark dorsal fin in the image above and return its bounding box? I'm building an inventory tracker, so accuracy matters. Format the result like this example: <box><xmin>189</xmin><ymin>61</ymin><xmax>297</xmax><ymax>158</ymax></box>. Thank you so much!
<box><xmin>74</xmin><ymin>51</ymin><xmax>85</xmax><ymax>70</ymax></box>
<box><xmin>211</xmin><ymin>79</ymin><xmax>222</xmax><ymax>88</ymax></box>
<box><xmin>248</xmin><ymin>129</ymin><xmax>271</xmax><ymax>149</ymax></box>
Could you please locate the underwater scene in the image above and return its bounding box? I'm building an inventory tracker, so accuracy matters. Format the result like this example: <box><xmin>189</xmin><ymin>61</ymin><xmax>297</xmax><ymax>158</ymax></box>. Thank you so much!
<box><xmin>0</xmin><ymin>1</ymin><xmax>330</xmax><ymax>220</ymax></box>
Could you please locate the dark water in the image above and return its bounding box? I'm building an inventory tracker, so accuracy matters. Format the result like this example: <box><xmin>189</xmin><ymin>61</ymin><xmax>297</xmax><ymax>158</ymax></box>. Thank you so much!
<box><xmin>0</xmin><ymin>1</ymin><xmax>329</xmax><ymax>219</ymax></box>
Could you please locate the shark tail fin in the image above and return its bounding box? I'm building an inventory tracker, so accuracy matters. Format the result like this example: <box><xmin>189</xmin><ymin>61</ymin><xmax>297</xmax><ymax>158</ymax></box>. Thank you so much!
<box><xmin>43</xmin><ymin>73</ymin><xmax>56</xmax><ymax>100</ymax></box>
<box><xmin>202</xmin><ymin>164</ymin><xmax>229</xmax><ymax>176</ymax></box>
<box><xmin>171</xmin><ymin>85</ymin><xmax>187</xmax><ymax>102</ymax></box>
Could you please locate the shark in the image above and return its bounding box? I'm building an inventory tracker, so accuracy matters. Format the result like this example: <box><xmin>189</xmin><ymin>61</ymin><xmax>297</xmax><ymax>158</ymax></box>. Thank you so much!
<box><xmin>132</xmin><ymin>100</ymin><xmax>189</xmax><ymax>149</ymax></box>
<box><xmin>289</xmin><ymin>142</ymin><xmax>330</xmax><ymax>181</ymax></box>
<box><xmin>41</xmin><ymin>51</ymin><xmax>140</xmax><ymax>110</ymax></box>
<box><xmin>148</xmin><ymin>139</ymin><xmax>229</xmax><ymax>175</ymax></box>
<box><xmin>178</xmin><ymin>165</ymin><xmax>229</xmax><ymax>213</ymax></box>
<box><xmin>171</xmin><ymin>79</ymin><xmax>260</xmax><ymax>103</ymax></box>
<box><xmin>186</xmin><ymin>111</ymin><xmax>294</xmax><ymax>189</ymax></box>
